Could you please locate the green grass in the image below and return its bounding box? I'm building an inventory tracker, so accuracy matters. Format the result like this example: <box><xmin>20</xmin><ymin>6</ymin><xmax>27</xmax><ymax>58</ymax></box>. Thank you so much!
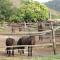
<box><xmin>0</xmin><ymin>54</ymin><xmax>60</xmax><ymax>60</ymax></box>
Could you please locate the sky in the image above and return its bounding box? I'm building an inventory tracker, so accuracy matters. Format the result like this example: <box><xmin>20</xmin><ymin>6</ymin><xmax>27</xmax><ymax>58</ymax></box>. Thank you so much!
<box><xmin>34</xmin><ymin>0</ymin><xmax>52</xmax><ymax>3</ymax></box>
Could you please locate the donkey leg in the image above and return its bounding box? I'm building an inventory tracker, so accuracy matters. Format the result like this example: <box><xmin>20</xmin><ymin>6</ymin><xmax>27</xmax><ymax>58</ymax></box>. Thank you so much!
<box><xmin>8</xmin><ymin>50</ymin><xmax>11</xmax><ymax>56</ymax></box>
<box><xmin>22</xmin><ymin>50</ymin><xmax>24</xmax><ymax>54</ymax></box>
<box><xmin>18</xmin><ymin>49</ymin><xmax>21</xmax><ymax>55</ymax></box>
<box><xmin>7</xmin><ymin>48</ymin><xmax>11</xmax><ymax>56</ymax></box>
<box><xmin>28</xmin><ymin>46</ymin><xmax>32</xmax><ymax>56</ymax></box>
<box><xmin>6</xmin><ymin>48</ymin><xmax>8</xmax><ymax>55</ymax></box>
<box><xmin>39</xmin><ymin>35</ymin><xmax>43</xmax><ymax>41</ymax></box>
<box><xmin>18</xmin><ymin>49</ymin><xmax>20</xmax><ymax>53</ymax></box>
<box><xmin>12</xmin><ymin>48</ymin><xmax>14</xmax><ymax>56</ymax></box>
<box><xmin>21</xmin><ymin>47</ymin><xmax>24</xmax><ymax>54</ymax></box>
<box><xmin>7</xmin><ymin>50</ymin><xmax>8</xmax><ymax>54</ymax></box>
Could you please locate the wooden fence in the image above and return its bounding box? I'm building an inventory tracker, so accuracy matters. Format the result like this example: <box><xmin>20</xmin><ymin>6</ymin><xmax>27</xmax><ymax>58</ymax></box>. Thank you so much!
<box><xmin>0</xmin><ymin>22</ymin><xmax>60</xmax><ymax>56</ymax></box>
<box><xmin>3</xmin><ymin>26</ymin><xmax>60</xmax><ymax>56</ymax></box>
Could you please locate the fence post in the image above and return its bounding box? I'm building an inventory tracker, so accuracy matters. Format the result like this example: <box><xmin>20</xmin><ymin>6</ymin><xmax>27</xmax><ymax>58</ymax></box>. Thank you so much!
<box><xmin>24</xmin><ymin>22</ymin><xmax>27</xmax><ymax>31</ymax></box>
<box><xmin>51</xmin><ymin>22</ymin><xmax>56</xmax><ymax>55</ymax></box>
<box><xmin>11</xmin><ymin>24</ymin><xmax>15</xmax><ymax>33</ymax></box>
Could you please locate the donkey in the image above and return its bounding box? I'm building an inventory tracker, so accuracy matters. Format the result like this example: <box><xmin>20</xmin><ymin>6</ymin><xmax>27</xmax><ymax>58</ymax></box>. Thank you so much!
<box><xmin>6</xmin><ymin>38</ymin><xmax>16</xmax><ymax>56</ymax></box>
<box><xmin>17</xmin><ymin>36</ymin><xmax>35</xmax><ymax>56</ymax></box>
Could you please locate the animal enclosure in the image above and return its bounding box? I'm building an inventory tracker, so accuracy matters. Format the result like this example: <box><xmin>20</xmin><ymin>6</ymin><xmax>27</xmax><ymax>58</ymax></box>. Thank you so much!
<box><xmin>0</xmin><ymin>21</ymin><xmax>60</xmax><ymax>57</ymax></box>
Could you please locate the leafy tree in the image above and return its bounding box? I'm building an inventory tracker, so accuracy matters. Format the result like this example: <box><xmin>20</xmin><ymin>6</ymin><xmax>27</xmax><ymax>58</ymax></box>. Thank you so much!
<box><xmin>0</xmin><ymin>0</ymin><xmax>13</xmax><ymax>22</ymax></box>
<box><xmin>19</xmin><ymin>1</ymin><xmax>49</xmax><ymax>40</ymax></box>
<box><xmin>8</xmin><ymin>8</ymin><xmax>20</xmax><ymax>23</ymax></box>
<box><xmin>0</xmin><ymin>0</ymin><xmax>20</xmax><ymax>23</ymax></box>
<box><xmin>19</xmin><ymin>1</ymin><xmax>49</xmax><ymax>22</ymax></box>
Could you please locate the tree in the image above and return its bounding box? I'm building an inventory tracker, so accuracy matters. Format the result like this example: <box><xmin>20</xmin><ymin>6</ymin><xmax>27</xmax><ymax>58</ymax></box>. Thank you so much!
<box><xmin>9</xmin><ymin>8</ymin><xmax>20</xmax><ymax>23</ymax></box>
<box><xmin>18</xmin><ymin>1</ymin><xmax>49</xmax><ymax>40</ymax></box>
<box><xmin>19</xmin><ymin>1</ymin><xmax>49</xmax><ymax>22</ymax></box>
<box><xmin>0</xmin><ymin>0</ymin><xmax>13</xmax><ymax>22</ymax></box>
<box><xmin>0</xmin><ymin>0</ymin><xmax>20</xmax><ymax>23</ymax></box>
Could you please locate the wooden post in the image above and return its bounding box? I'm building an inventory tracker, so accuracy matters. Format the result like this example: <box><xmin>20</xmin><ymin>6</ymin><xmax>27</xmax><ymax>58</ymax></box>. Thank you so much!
<box><xmin>18</xmin><ymin>23</ymin><xmax>22</xmax><ymax>31</ymax></box>
<box><xmin>12</xmin><ymin>26</ymin><xmax>14</xmax><ymax>32</ymax></box>
<box><xmin>11</xmin><ymin>24</ymin><xmax>15</xmax><ymax>33</ymax></box>
<box><xmin>51</xmin><ymin>22</ymin><xmax>56</xmax><ymax>55</ymax></box>
<box><xmin>24</xmin><ymin>22</ymin><xmax>27</xmax><ymax>31</ymax></box>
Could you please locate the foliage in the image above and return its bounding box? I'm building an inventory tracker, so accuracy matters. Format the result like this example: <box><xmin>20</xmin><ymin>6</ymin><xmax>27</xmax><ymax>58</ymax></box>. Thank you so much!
<box><xmin>0</xmin><ymin>0</ymin><xmax>20</xmax><ymax>23</ymax></box>
<box><xmin>0</xmin><ymin>0</ymin><xmax>49</xmax><ymax>23</ymax></box>
<box><xmin>8</xmin><ymin>8</ymin><xmax>21</xmax><ymax>23</ymax></box>
<box><xmin>0</xmin><ymin>0</ymin><xmax>13</xmax><ymax>22</ymax></box>
<box><xmin>19</xmin><ymin>1</ymin><xmax>49</xmax><ymax>22</ymax></box>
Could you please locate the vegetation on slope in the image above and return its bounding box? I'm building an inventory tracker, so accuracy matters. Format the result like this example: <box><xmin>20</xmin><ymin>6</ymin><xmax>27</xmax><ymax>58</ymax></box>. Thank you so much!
<box><xmin>45</xmin><ymin>0</ymin><xmax>60</xmax><ymax>19</ymax></box>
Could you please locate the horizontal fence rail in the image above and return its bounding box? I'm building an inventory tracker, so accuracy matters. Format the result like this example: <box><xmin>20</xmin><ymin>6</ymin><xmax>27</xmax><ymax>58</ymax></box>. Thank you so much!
<box><xmin>0</xmin><ymin>42</ymin><xmax>59</xmax><ymax>49</ymax></box>
<box><xmin>6</xmin><ymin>42</ymin><xmax>60</xmax><ymax>48</ymax></box>
<box><xmin>0</xmin><ymin>30</ymin><xmax>51</xmax><ymax>36</ymax></box>
<box><xmin>0</xmin><ymin>26</ymin><xmax>59</xmax><ymax>36</ymax></box>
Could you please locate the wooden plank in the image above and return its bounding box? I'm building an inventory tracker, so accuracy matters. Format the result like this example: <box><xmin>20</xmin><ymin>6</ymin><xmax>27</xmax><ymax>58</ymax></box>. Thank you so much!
<box><xmin>51</xmin><ymin>22</ymin><xmax>56</xmax><ymax>55</ymax></box>
<box><xmin>0</xmin><ymin>42</ymin><xmax>59</xmax><ymax>48</ymax></box>
<box><xmin>0</xmin><ymin>30</ymin><xmax>52</xmax><ymax>36</ymax></box>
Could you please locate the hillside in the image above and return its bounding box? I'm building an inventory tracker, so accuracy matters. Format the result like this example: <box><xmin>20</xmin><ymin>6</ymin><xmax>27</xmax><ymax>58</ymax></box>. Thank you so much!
<box><xmin>48</xmin><ymin>8</ymin><xmax>60</xmax><ymax>19</ymax></box>
<box><xmin>45</xmin><ymin>0</ymin><xmax>60</xmax><ymax>19</ymax></box>
<box><xmin>45</xmin><ymin>0</ymin><xmax>60</xmax><ymax>12</ymax></box>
